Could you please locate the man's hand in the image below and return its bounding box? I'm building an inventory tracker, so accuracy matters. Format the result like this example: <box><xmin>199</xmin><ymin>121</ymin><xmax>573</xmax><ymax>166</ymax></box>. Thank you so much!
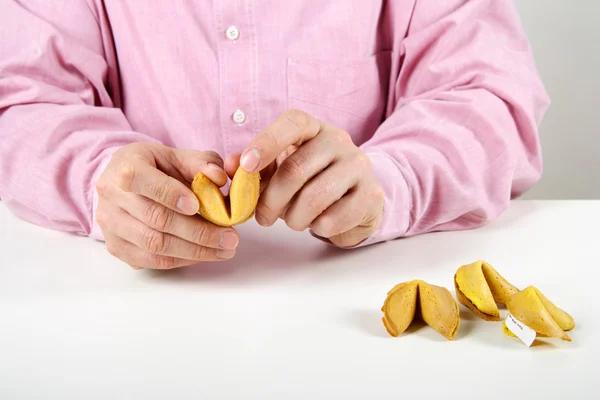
<box><xmin>230</xmin><ymin>110</ymin><xmax>385</xmax><ymax>248</ymax></box>
<box><xmin>95</xmin><ymin>143</ymin><xmax>240</xmax><ymax>269</ymax></box>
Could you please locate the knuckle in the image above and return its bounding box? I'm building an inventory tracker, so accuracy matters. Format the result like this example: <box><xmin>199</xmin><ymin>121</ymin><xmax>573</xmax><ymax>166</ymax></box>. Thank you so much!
<box><xmin>303</xmin><ymin>183</ymin><xmax>329</xmax><ymax>214</ymax></box>
<box><xmin>203</xmin><ymin>150</ymin><xmax>221</xmax><ymax>161</ymax></box>
<box><xmin>95</xmin><ymin>180</ymin><xmax>108</xmax><ymax>197</ymax></box>
<box><xmin>330</xmin><ymin>234</ymin><xmax>354</xmax><ymax>249</ymax></box>
<box><xmin>143</xmin><ymin>229</ymin><xmax>166</xmax><ymax>254</ymax></box>
<box><xmin>190</xmin><ymin>223</ymin><xmax>210</xmax><ymax>245</ymax></box>
<box><xmin>279</xmin><ymin>156</ymin><xmax>305</xmax><ymax>182</ymax></box>
<box><xmin>356</xmin><ymin>152</ymin><xmax>371</xmax><ymax>167</ymax></box>
<box><xmin>264</xmin><ymin>129</ymin><xmax>282</xmax><ymax>150</ymax></box>
<box><xmin>164</xmin><ymin>147</ymin><xmax>179</xmax><ymax>167</ymax></box>
<box><xmin>313</xmin><ymin>216</ymin><xmax>337</xmax><ymax>237</ymax></box>
<box><xmin>368</xmin><ymin>185</ymin><xmax>385</xmax><ymax>203</ymax></box>
<box><xmin>256</xmin><ymin>200</ymin><xmax>277</xmax><ymax>221</ymax></box>
<box><xmin>145</xmin><ymin>203</ymin><xmax>171</xmax><ymax>231</ymax></box>
<box><xmin>153</xmin><ymin>183</ymin><xmax>181</xmax><ymax>209</ymax></box>
<box><xmin>123</xmin><ymin>142</ymin><xmax>145</xmax><ymax>154</ymax></box>
<box><xmin>307</xmin><ymin>192</ymin><xmax>327</xmax><ymax>214</ymax></box>
<box><xmin>95</xmin><ymin>208</ymin><xmax>109</xmax><ymax>230</ymax></box>
<box><xmin>284</xmin><ymin>109</ymin><xmax>311</xmax><ymax>131</ymax></box>
<box><xmin>191</xmin><ymin>244</ymin><xmax>208</xmax><ymax>261</ymax></box>
<box><xmin>151</xmin><ymin>183</ymin><xmax>171</xmax><ymax>206</ymax></box>
<box><xmin>332</xmin><ymin>129</ymin><xmax>353</xmax><ymax>146</ymax></box>
<box><xmin>339</xmin><ymin>129</ymin><xmax>352</xmax><ymax>141</ymax></box>
<box><xmin>284</xmin><ymin>216</ymin><xmax>305</xmax><ymax>232</ymax></box>
<box><xmin>327</xmin><ymin>127</ymin><xmax>349</xmax><ymax>142</ymax></box>
<box><xmin>116</xmin><ymin>161</ymin><xmax>136</xmax><ymax>191</ymax></box>
<box><xmin>105</xmin><ymin>240</ymin><xmax>120</xmax><ymax>257</ymax></box>
<box><xmin>151</xmin><ymin>255</ymin><xmax>178</xmax><ymax>270</ymax></box>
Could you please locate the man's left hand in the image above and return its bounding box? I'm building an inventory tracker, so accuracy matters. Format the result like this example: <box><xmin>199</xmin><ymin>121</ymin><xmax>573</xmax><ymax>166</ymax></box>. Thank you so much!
<box><xmin>226</xmin><ymin>109</ymin><xmax>385</xmax><ymax>248</ymax></box>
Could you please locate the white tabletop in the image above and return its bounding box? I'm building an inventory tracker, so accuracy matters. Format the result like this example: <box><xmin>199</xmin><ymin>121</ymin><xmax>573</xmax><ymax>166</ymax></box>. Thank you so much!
<box><xmin>0</xmin><ymin>200</ymin><xmax>598</xmax><ymax>399</ymax></box>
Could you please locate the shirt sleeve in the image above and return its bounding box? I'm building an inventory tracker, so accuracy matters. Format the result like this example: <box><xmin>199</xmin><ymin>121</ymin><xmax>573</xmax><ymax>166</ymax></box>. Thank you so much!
<box><xmin>355</xmin><ymin>0</ymin><xmax>551</xmax><ymax>247</ymax></box>
<box><xmin>0</xmin><ymin>0</ymin><xmax>160</xmax><ymax>240</ymax></box>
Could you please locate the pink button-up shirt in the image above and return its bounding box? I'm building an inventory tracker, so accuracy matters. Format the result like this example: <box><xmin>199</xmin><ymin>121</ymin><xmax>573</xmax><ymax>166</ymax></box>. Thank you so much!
<box><xmin>0</xmin><ymin>0</ymin><xmax>549</xmax><ymax>246</ymax></box>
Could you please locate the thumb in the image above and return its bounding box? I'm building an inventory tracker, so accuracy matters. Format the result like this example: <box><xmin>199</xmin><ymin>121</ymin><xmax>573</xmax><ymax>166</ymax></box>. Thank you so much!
<box><xmin>173</xmin><ymin>149</ymin><xmax>228</xmax><ymax>187</ymax></box>
<box><xmin>226</xmin><ymin>153</ymin><xmax>276</xmax><ymax>194</ymax></box>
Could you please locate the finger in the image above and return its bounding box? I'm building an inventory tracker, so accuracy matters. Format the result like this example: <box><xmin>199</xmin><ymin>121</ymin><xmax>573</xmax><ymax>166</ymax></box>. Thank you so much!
<box><xmin>104</xmin><ymin>233</ymin><xmax>201</xmax><ymax>270</ymax></box>
<box><xmin>172</xmin><ymin>149</ymin><xmax>228</xmax><ymax>187</ymax></box>
<box><xmin>133</xmin><ymin>144</ymin><xmax>226</xmax><ymax>187</ymax></box>
<box><xmin>115</xmin><ymin>159</ymin><xmax>200</xmax><ymax>215</ymax></box>
<box><xmin>115</xmin><ymin>190</ymin><xmax>239</xmax><ymax>250</ymax></box>
<box><xmin>309</xmin><ymin>184</ymin><xmax>382</xmax><ymax>240</ymax></box>
<box><xmin>240</xmin><ymin>109</ymin><xmax>323</xmax><ymax>173</ymax></box>
<box><xmin>225</xmin><ymin>152</ymin><xmax>276</xmax><ymax>193</ymax></box>
<box><xmin>283</xmin><ymin>159</ymin><xmax>361</xmax><ymax>231</ymax></box>
<box><xmin>259</xmin><ymin>161</ymin><xmax>278</xmax><ymax>194</ymax></box>
<box><xmin>103</xmin><ymin>207</ymin><xmax>236</xmax><ymax>261</ymax></box>
<box><xmin>227</xmin><ymin>154</ymin><xmax>279</xmax><ymax>199</ymax></box>
<box><xmin>266</xmin><ymin>145</ymin><xmax>300</xmax><ymax>215</ymax></box>
<box><xmin>255</xmin><ymin>136</ymin><xmax>340</xmax><ymax>227</ymax></box>
<box><xmin>275</xmin><ymin>145</ymin><xmax>300</xmax><ymax>167</ymax></box>
<box><xmin>224</xmin><ymin>153</ymin><xmax>242</xmax><ymax>179</ymax></box>
<box><xmin>328</xmin><ymin>224</ymin><xmax>378</xmax><ymax>248</ymax></box>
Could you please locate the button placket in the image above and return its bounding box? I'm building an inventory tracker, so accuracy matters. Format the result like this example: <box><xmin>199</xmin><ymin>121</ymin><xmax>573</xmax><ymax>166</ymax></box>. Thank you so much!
<box><xmin>217</xmin><ymin>2</ymin><xmax>258</xmax><ymax>156</ymax></box>
<box><xmin>226</xmin><ymin>25</ymin><xmax>247</xmax><ymax>127</ymax></box>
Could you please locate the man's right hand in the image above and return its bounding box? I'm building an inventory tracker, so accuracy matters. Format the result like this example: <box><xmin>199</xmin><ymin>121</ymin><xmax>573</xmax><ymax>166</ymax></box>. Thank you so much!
<box><xmin>95</xmin><ymin>143</ymin><xmax>239</xmax><ymax>270</ymax></box>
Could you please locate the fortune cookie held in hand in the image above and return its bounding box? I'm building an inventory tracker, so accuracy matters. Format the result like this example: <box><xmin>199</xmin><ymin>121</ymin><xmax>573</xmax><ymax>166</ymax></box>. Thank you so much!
<box><xmin>191</xmin><ymin>166</ymin><xmax>260</xmax><ymax>227</ymax></box>
<box><xmin>503</xmin><ymin>286</ymin><xmax>575</xmax><ymax>342</ymax></box>
<box><xmin>454</xmin><ymin>260</ymin><xmax>519</xmax><ymax>321</ymax></box>
<box><xmin>381</xmin><ymin>280</ymin><xmax>460</xmax><ymax>340</ymax></box>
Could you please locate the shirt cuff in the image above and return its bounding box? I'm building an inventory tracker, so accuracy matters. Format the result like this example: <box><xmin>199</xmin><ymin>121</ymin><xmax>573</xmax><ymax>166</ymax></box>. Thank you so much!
<box><xmin>357</xmin><ymin>150</ymin><xmax>412</xmax><ymax>247</ymax></box>
<box><xmin>89</xmin><ymin>147</ymin><xmax>120</xmax><ymax>241</ymax></box>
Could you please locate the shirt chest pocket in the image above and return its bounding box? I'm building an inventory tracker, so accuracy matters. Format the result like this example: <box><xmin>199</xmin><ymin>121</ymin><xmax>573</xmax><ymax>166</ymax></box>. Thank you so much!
<box><xmin>286</xmin><ymin>51</ymin><xmax>392</xmax><ymax>145</ymax></box>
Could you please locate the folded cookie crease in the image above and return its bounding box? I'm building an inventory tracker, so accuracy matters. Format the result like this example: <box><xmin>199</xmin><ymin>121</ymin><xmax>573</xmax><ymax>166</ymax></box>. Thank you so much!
<box><xmin>503</xmin><ymin>286</ymin><xmax>575</xmax><ymax>342</ymax></box>
<box><xmin>454</xmin><ymin>260</ymin><xmax>519</xmax><ymax>321</ymax></box>
<box><xmin>191</xmin><ymin>166</ymin><xmax>260</xmax><ymax>227</ymax></box>
<box><xmin>382</xmin><ymin>280</ymin><xmax>460</xmax><ymax>340</ymax></box>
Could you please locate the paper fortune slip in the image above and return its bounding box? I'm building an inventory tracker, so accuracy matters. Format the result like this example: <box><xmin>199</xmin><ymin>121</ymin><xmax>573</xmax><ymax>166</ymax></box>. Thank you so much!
<box><xmin>505</xmin><ymin>313</ymin><xmax>537</xmax><ymax>347</ymax></box>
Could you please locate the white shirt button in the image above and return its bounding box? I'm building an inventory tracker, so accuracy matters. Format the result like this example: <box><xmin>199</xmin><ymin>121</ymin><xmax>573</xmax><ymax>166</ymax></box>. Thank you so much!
<box><xmin>232</xmin><ymin>109</ymin><xmax>246</xmax><ymax>124</ymax></box>
<box><xmin>226</xmin><ymin>26</ymin><xmax>240</xmax><ymax>41</ymax></box>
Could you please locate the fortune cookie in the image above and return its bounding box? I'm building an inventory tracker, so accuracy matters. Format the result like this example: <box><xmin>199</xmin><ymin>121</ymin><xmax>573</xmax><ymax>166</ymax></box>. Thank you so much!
<box><xmin>191</xmin><ymin>166</ymin><xmax>260</xmax><ymax>227</ymax></box>
<box><xmin>381</xmin><ymin>280</ymin><xmax>460</xmax><ymax>340</ymax></box>
<box><xmin>503</xmin><ymin>286</ymin><xmax>575</xmax><ymax>342</ymax></box>
<box><xmin>454</xmin><ymin>260</ymin><xmax>519</xmax><ymax>321</ymax></box>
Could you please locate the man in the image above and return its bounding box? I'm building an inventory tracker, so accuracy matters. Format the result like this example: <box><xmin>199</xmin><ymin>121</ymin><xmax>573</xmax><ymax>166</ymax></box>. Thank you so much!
<box><xmin>0</xmin><ymin>0</ymin><xmax>550</xmax><ymax>269</ymax></box>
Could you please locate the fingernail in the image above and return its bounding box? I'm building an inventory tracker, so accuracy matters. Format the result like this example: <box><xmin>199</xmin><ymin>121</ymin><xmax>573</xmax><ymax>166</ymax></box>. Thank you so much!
<box><xmin>255</xmin><ymin>212</ymin><xmax>269</xmax><ymax>227</ymax></box>
<box><xmin>240</xmin><ymin>147</ymin><xmax>261</xmax><ymax>172</ymax></box>
<box><xmin>217</xmin><ymin>249</ymin><xmax>236</xmax><ymax>259</ymax></box>
<box><xmin>219</xmin><ymin>230</ymin><xmax>239</xmax><ymax>250</ymax></box>
<box><xmin>177</xmin><ymin>196</ymin><xmax>199</xmax><ymax>214</ymax></box>
<box><xmin>208</xmin><ymin>162</ymin><xmax>225</xmax><ymax>173</ymax></box>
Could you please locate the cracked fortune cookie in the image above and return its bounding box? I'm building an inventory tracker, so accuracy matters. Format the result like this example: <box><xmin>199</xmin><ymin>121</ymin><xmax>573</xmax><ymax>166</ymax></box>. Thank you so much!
<box><xmin>191</xmin><ymin>166</ymin><xmax>260</xmax><ymax>227</ymax></box>
<box><xmin>381</xmin><ymin>280</ymin><xmax>460</xmax><ymax>340</ymax></box>
<box><xmin>503</xmin><ymin>286</ymin><xmax>575</xmax><ymax>342</ymax></box>
<box><xmin>454</xmin><ymin>260</ymin><xmax>519</xmax><ymax>321</ymax></box>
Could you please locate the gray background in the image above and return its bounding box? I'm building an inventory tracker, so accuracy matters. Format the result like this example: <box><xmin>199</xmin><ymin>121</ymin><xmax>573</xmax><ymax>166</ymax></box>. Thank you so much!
<box><xmin>516</xmin><ymin>0</ymin><xmax>599</xmax><ymax>199</ymax></box>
